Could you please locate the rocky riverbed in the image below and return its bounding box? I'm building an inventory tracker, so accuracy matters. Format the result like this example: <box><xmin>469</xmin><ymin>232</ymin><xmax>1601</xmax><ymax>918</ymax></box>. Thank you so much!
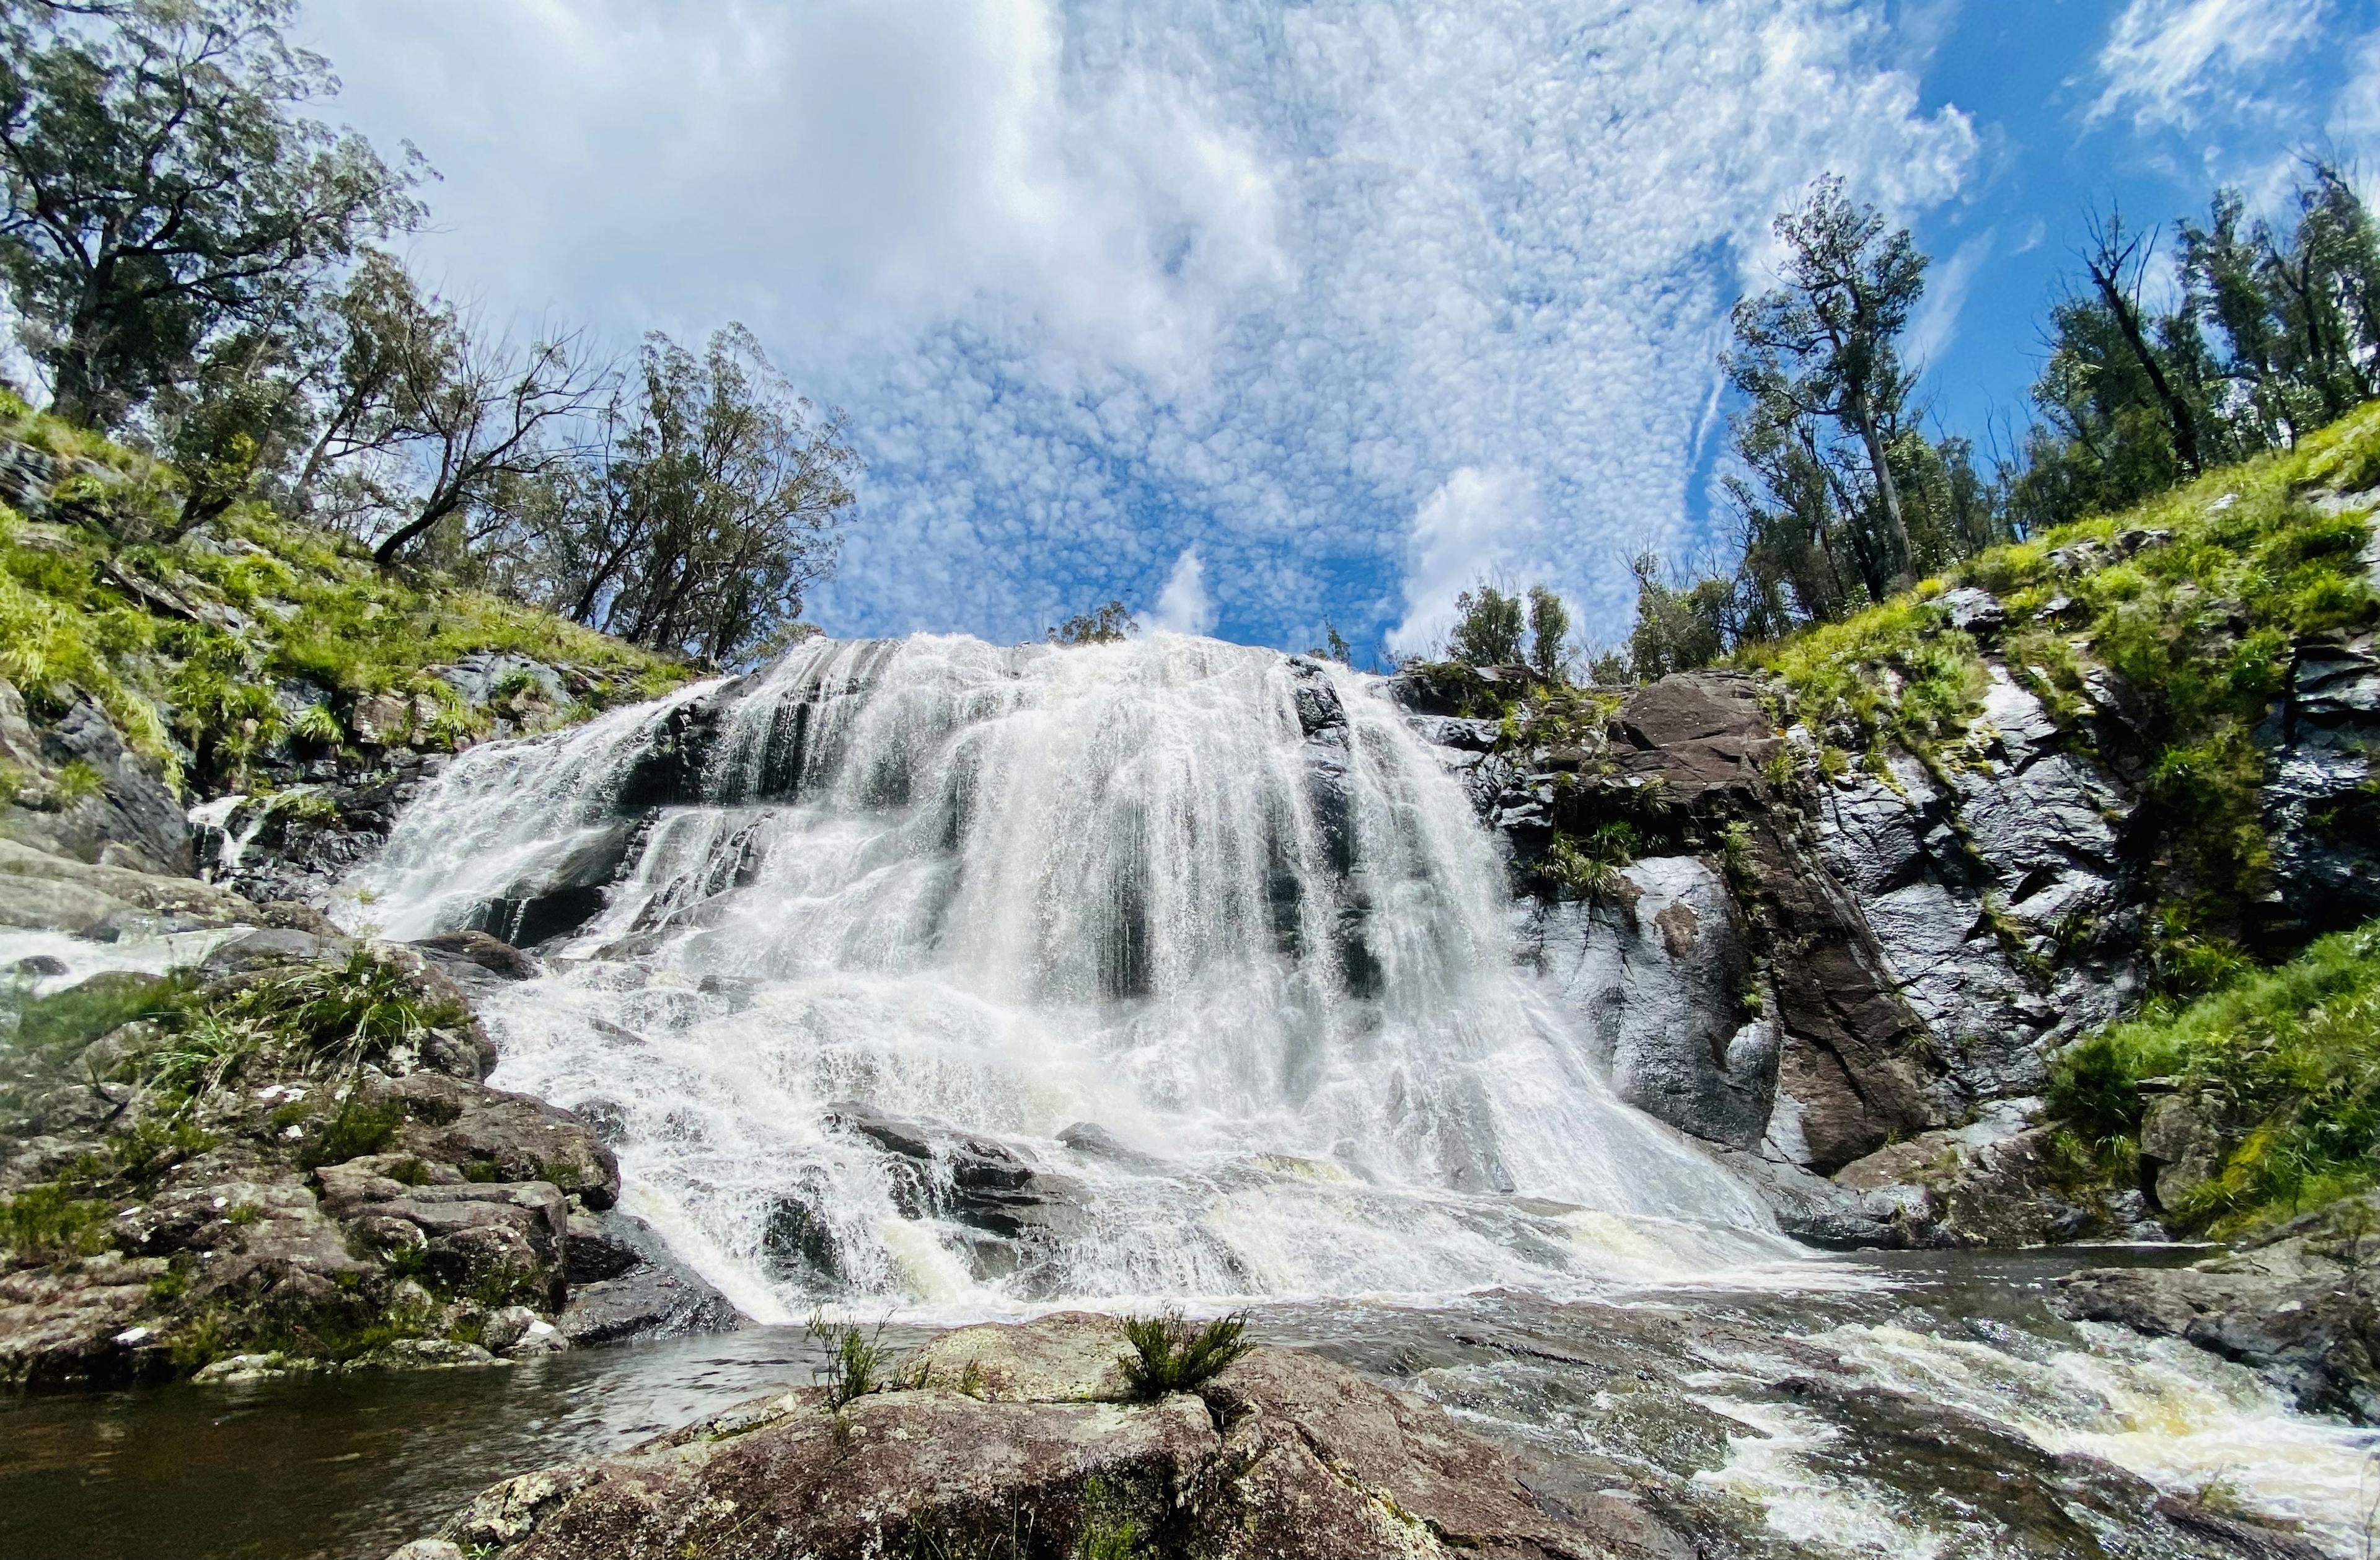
<box><xmin>4</xmin><ymin>1260</ymin><xmax>2367</xmax><ymax>1560</ymax></box>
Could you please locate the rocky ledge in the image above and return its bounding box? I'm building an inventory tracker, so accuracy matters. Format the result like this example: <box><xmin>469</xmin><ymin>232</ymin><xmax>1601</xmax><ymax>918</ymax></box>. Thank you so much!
<box><xmin>2056</xmin><ymin>1191</ymin><xmax>2380</xmax><ymax>1424</ymax></box>
<box><xmin>383</xmin><ymin>1311</ymin><xmax>1687</xmax><ymax>1560</ymax></box>
<box><xmin>0</xmin><ymin>863</ymin><xmax>741</xmax><ymax>1386</ymax></box>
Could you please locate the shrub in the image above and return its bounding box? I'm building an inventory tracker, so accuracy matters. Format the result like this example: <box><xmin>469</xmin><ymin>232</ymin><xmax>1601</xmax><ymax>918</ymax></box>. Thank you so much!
<box><xmin>806</xmin><ymin>1311</ymin><xmax>892</xmax><ymax>1409</ymax></box>
<box><xmin>1119</xmin><ymin>1310</ymin><xmax>1251</xmax><ymax>1398</ymax></box>
<box><xmin>2049</xmin><ymin>918</ymin><xmax>2380</xmax><ymax>1230</ymax></box>
<box><xmin>222</xmin><ymin>946</ymin><xmax>464</xmax><ymax>1071</ymax></box>
<box><xmin>298</xmin><ymin>1096</ymin><xmax>404</xmax><ymax>1170</ymax></box>
<box><xmin>0</xmin><ymin>1181</ymin><xmax>115</xmax><ymax>1262</ymax></box>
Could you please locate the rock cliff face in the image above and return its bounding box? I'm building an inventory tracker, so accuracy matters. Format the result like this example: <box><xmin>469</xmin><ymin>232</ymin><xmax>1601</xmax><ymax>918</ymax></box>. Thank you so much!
<box><xmin>1388</xmin><ymin>497</ymin><xmax>2380</xmax><ymax>1248</ymax></box>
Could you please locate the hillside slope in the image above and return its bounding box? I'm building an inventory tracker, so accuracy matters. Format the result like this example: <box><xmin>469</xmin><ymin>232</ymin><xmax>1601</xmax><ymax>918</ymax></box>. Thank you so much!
<box><xmin>0</xmin><ymin>395</ymin><xmax>690</xmax><ymax>902</ymax></box>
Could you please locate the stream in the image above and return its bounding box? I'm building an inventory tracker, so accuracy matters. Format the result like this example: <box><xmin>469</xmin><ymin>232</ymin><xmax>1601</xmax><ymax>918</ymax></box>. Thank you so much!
<box><xmin>6</xmin><ymin>1247</ymin><xmax>2375</xmax><ymax>1560</ymax></box>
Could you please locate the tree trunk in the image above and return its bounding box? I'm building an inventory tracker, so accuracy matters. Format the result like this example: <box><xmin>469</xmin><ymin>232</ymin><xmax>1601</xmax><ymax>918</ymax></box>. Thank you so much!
<box><xmin>373</xmin><ymin>496</ymin><xmax>457</xmax><ymax>567</ymax></box>
<box><xmin>1848</xmin><ymin>402</ymin><xmax>1915</xmax><ymax>591</ymax></box>
<box><xmin>2092</xmin><ymin>265</ymin><xmax>2204</xmax><ymax>475</ymax></box>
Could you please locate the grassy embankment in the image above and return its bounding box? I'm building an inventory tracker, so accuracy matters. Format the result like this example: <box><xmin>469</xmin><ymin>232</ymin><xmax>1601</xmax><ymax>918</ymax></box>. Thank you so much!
<box><xmin>0</xmin><ymin>391</ymin><xmax>690</xmax><ymax>801</ymax></box>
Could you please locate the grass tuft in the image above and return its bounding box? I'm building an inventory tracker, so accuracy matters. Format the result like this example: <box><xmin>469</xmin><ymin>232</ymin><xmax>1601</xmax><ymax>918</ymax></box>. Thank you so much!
<box><xmin>1119</xmin><ymin>1310</ymin><xmax>1252</xmax><ymax>1398</ymax></box>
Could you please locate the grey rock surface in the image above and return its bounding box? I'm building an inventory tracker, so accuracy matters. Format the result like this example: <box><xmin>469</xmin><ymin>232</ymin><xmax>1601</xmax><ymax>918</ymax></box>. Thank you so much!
<box><xmin>1515</xmin><ymin>855</ymin><xmax>1777</xmax><ymax>1150</ymax></box>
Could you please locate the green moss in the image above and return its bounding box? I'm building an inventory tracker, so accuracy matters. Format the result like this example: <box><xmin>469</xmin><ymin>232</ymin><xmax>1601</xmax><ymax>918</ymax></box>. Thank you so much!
<box><xmin>297</xmin><ymin>1096</ymin><xmax>403</xmax><ymax>1170</ymax></box>
<box><xmin>0</xmin><ymin>1181</ymin><xmax>117</xmax><ymax>1263</ymax></box>
<box><xmin>4</xmin><ymin>969</ymin><xmax>191</xmax><ymax>1057</ymax></box>
<box><xmin>2049</xmin><ymin>917</ymin><xmax>2380</xmax><ymax>1232</ymax></box>
<box><xmin>0</xmin><ymin>399</ymin><xmax>693</xmax><ymax>794</ymax></box>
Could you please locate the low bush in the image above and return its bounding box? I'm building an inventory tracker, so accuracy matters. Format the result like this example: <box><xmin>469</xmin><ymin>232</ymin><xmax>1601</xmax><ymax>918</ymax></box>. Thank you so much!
<box><xmin>1119</xmin><ymin>1310</ymin><xmax>1251</xmax><ymax>1398</ymax></box>
<box><xmin>2050</xmin><ymin>918</ymin><xmax>2380</xmax><ymax>1231</ymax></box>
<box><xmin>806</xmin><ymin>1311</ymin><xmax>893</xmax><ymax>1409</ymax></box>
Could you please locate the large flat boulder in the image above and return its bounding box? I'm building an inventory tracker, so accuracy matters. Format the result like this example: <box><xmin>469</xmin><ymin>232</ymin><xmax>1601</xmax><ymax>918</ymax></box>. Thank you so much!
<box><xmin>392</xmin><ymin>1314</ymin><xmax>1672</xmax><ymax>1560</ymax></box>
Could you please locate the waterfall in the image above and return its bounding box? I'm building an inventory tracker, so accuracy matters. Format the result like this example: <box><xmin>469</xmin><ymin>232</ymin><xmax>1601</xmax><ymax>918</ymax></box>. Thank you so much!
<box><xmin>342</xmin><ymin>635</ymin><xmax>1794</xmax><ymax>1318</ymax></box>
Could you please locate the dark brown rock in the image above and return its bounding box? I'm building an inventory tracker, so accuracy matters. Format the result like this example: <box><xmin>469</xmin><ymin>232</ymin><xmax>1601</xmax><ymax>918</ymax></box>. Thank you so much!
<box><xmin>1608</xmin><ymin>672</ymin><xmax>1783</xmax><ymax>804</ymax></box>
<box><xmin>1745</xmin><ymin>821</ymin><xmax>1937</xmax><ymax>1171</ymax></box>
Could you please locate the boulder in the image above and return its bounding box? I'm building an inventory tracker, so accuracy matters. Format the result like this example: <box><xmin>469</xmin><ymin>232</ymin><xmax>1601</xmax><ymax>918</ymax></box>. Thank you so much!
<box><xmin>388</xmin><ymin>1072</ymin><xmax>621</xmax><ymax>1209</ymax></box>
<box><xmin>824</xmin><ymin>1102</ymin><xmax>1084</xmax><ymax>1262</ymax></box>
<box><xmin>391</xmin><ymin>1314</ymin><xmax>1674</xmax><ymax>1560</ymax></box>
<box><xmin>2</xmin><ymin>694</ymin><xmax>193</xmax><ymax>875</ymax></box>
<box><xmin>555</xmin><ymin>1207</ymin><xmax>743</xmax><ymax>1346</ymax></box>
<box><xmin>1831</xmin><ymin>1103</ymin><xmax>2135</xmax><ymax>1247</ymax></box>
<box><xmin>1515</xmin><ymin>855</ymin><xmax>1778</xmax><ymax>1150</ymax></box>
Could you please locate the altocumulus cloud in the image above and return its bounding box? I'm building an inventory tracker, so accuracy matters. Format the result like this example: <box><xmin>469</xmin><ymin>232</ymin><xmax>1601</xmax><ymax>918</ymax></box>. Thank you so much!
<box><xmin>303</xmin><ymin>0</ymin><xmax>1975</xmax><ymax>653</ymax></box>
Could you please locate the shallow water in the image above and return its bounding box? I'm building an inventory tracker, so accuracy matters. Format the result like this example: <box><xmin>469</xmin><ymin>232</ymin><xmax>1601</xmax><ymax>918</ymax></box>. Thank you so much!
<box><xmin>7</xmin><ymin>1246</ymin><xmax>2373</xmax><ymax>1560</ymax></box>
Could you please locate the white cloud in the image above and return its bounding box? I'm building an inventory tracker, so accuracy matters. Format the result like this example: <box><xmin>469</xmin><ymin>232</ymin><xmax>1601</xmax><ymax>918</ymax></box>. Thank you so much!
<box><xmin>1148</xmin><ymin>547</ymin><xmax>1216</xmax><ymax>636</ymax></box>
<box><xmin>298</xmin><ymin>0</ymin><xmax>1978</xmax><ymax>648</ymax></box>
<box><xmin>1385</xmin><ymin>467</ymin><xmax>1540</xmax><ymax>659</ymax></box>
<box><xmin>2090</xmin><ymin>0</ymin><xmax>2327</xmax><ymax>132</ymax></box>
<box><xmin>1904</xmin><ymin>231</ymin><xmax>1991</xmax><ymax>375</ymax></box>
<box><xmin>2332</xmin><ymin>29</ymin><xmax>2380</xmax><ymax>187</ymax></box>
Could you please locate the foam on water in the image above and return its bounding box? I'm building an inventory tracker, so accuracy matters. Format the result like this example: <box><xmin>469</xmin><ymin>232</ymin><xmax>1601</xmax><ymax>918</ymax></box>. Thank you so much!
<box><xmin>341</xmin><ymin>634</ymin><xmax>1799</xmax><ymax>1316</ymax></box>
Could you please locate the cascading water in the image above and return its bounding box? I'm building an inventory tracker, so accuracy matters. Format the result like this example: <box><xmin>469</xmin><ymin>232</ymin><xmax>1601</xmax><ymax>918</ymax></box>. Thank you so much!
<box><xmin>340</xmin><ymin>633</ymin><xmax>1795</xmax><ymax>1319</ymax></box>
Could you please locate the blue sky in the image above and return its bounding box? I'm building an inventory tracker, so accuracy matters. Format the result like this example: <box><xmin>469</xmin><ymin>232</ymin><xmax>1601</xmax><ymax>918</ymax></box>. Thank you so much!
<box><xmin>299</xmin><ymin>0</ymin><xmax>2379</xmax><ymax>661</ymax></box>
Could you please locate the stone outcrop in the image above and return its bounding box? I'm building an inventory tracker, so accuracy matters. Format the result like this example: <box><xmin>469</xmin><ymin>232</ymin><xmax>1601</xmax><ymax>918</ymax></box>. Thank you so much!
<box><xmin>2056</xmin><ymin>1192</ymin><xmax>2380</xmax><ymax>1422</ymax></box>
<box><xmin>1513</xmin><ymin>855</ymin><xmax>1776</xmax><ymax>1151</ymax></box>
<box><xmin>0</xmin><ymin>862</ymin><xmax>742</xmax><ymax>1386</ymax></box>
<box><xmin>386</xmin><ymin>1311</ymin><xmax>1686</xmax><ymax>1560</ymax></box>
<box><xmin>1393</xmin><ymin>624</ymin><xmax>2327</xmax><ymax>1246</ymax></box>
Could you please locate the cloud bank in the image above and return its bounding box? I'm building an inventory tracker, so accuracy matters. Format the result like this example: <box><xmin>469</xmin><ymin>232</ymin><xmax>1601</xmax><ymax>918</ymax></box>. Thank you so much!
<box><xmin>303</xmin><ymin>0</ymin><xmax>1978</xmax><ymax>651</ymax></box>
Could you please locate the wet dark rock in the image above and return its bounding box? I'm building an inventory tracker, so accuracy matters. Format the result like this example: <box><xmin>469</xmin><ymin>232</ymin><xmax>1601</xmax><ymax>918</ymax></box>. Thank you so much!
<box><xmin>2056</xmin><ymin>1194</ymin><xmax>2380</xmax><ymax>1423</ymax></box>
<box><xmin>556</xmin><ymin>1208</ymin><xmax>743</xmax><ymax>1347</ymax></box>
<box><xmin>824</xmin><ymin>1103</ymin><xmax>1085</xmax><ymax>1281</ymax></box>
<box><xmin>1055</xmin><ymin>1120</ymin><xmax>1167</xmax><ymax>1172</ymax></box>
<box><xmin>412</xmin><ymin>930</ymin><xmax>540</xmax><ymax>981</ymax></box>
<box><xmin>464</xmin><ymin>819</ymin><xmax>642</xmax><ymax>949</ymax></box>
<box><xmin>2260</xmin><ymin>632</ymin><xmax>2380</xmax><ymax>941</ymax></box>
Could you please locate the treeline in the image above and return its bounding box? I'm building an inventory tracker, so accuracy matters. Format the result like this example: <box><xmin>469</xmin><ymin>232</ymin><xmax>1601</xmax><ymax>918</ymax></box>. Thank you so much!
<box><xmin>1605</xmin><ymin>163</ymin><xmax>2380</xmax><ymax>679</ymax></box>
<box><xmin>0</xmin><ymin>0</ymin><xmax>857</xmax><ymax>663</ymax></box>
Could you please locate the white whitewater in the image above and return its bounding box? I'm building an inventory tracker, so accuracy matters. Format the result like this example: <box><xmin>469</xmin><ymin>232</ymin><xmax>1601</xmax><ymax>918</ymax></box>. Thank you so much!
<box><xmin>340</xmin><ymin>634</ymin><xmax>1794</xmax><ymax>1319</ymax></box>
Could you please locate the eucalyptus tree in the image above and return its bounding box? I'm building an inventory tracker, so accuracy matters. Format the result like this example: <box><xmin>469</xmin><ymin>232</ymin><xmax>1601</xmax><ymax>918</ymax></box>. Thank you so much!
<box><xmin>0</xmin><ymin>0</ymin><xmax>421</xmax><ymax>427</ymax></box>
<box><xmin>1725</xmin><ymin>175</ymin><xmax>1928</xmax><ymax>599</ymax></box>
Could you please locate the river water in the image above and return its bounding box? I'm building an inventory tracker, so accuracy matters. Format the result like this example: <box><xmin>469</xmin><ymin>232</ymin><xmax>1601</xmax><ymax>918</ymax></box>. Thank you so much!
<box><xmin>4</xmin><ymin>1248</ymin><xmax>2375</xmax><ymax>1559</ymax></box>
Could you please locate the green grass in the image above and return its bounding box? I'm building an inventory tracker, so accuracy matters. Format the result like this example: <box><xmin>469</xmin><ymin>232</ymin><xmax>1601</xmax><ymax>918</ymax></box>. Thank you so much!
<box><xmin>1744</xmin><ymin>400</ymin><xmax>2380</xmax><ymax>994</ymax></box>
<box><xmin>806</xmin><ymin>1311</ymin><xmax>894</xmax><ymax>1409</ymax></box>
<box><xmin>0</xmin><ymin>394</ymin><xmax>691</xmax><ymax>793</ymax></box>
<box><xmin>0</xmin><ymin>1181</ymin><xmax>116</xmax><ymax>1263</ymax></box>
<box><xmin>4</xmin><ymin>969</ymin><xmax>191</xmax><ymax>1057</ymax></box>
<box><xmin>2049</xmin><ymin>918</ymin><xmax>2380</xmax><ymax>1232</ymax></box>
<box><xmin>1118</xmin><ymin>1310</ymin><xmax>1251</xmax><ymax>1398</ymax></box>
